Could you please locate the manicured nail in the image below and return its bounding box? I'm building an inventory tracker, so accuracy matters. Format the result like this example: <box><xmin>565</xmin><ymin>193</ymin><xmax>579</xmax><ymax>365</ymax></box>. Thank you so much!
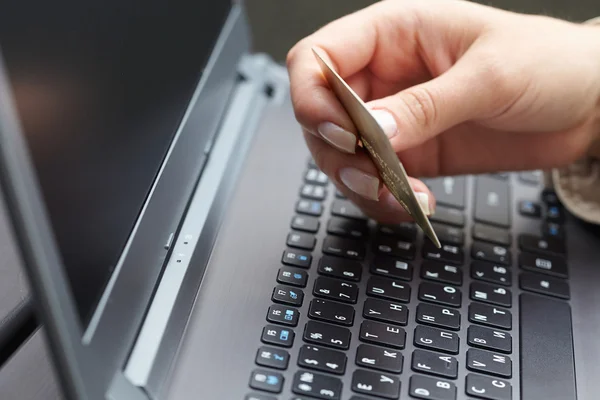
<box><xmin>317</xmin><ymin>122</ymin><xmax>356</xmax><ymax>153</ymax></box>
<box><xmin>371</xmin><ymin>109</ymin><xmax>398</xmax><ymax>139</ymax></box>
<box><xmin>416</xmin><ymin>192</ymin><xmax>432</xmax><ymax>215</ymax></box>
<box><xmin>339</xmin><ymin>168</ymin><xmax>379</xmax><ymax>201</ymax></box>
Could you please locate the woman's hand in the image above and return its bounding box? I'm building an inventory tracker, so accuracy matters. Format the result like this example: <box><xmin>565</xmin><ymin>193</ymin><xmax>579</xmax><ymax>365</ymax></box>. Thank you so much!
<box><xmin>286</xmin><ymin>0</ymin><xmax>600</xmax><ymax>223</ymax></box>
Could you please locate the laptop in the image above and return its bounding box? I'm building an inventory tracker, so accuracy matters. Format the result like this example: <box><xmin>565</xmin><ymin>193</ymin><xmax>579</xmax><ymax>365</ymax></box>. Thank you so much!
<box><xmin>0</xmin><ymin>1</ymin><xmax>599</xmax><ymax>399</ymax></box>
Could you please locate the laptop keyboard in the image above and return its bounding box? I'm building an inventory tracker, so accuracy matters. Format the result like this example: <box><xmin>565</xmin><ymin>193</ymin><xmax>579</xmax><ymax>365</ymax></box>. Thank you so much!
<box><xmin>245</xmin><ymin>159</ymin><xmax>575</xmax><ymax>400</ymax></box>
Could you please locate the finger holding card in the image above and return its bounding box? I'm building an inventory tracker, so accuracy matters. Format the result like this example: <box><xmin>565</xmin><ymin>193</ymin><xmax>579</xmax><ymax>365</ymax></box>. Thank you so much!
<box><xmin>312</xmin><ymin>48</ymin><xmax>441</xmax><ymax>248</ymax></box>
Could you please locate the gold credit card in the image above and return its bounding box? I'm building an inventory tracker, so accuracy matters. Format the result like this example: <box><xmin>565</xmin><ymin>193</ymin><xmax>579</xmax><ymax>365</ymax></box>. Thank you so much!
<box><xmin>312</xmin><ymin>48</ymin><xmax>441</xmax><ymax>248</ymax></box>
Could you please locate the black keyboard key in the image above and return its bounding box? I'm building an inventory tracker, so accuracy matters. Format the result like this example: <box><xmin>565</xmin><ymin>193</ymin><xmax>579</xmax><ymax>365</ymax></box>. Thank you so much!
<box><xmin>518</xmin><ymin>234</ymin><xmax>566</xmax><ymax>256</ymax></box>
<box><xmin>298</xmin><ymin>345</ymin><xmax>347</xmax><ymax>375</ymax></box>
<box><xmin>303</xmin><ymin>321</ymin><xmax>351</xmax><ymax>350</ymax></box>
<box><xmin>296</xmin><ymin>199</ymin><xmax>323</xmax><ymax>216</ymax></box>
<box><xmin>313</xmin><ymin>277</ymin><xmax>358</xmax><ymax>304</ymax></box>
<box><xmin>300</xmin><ymin>184</ymin><xmax>327</xmax><ymax>201</ymax></box>
<box><xmin>378</xmin><ymin>222</ymin><xmax>417</xmax><ymax>242</ymax></box>
<box><xmin>519</xmin><ymin>251</ymin><xmax>568</xmax><ymax>278</ymax></box>
<box><xmin>416</xmin><ymin>303</ymin><xmax>461</xmax><ymax>330</ymax></box>
<box><xmin>272</xmin><ymin>285</ymin><xmax>304</xmax><ymax>306</ymax></box>
<box><xmin>541</xmin><ymin>188</ymin><xmax>560</xmax><ymax>205</ymax></box>
<box><xmin>472</xmin><ymin>223</ymin><xmax>512</xmax><ymax>246</ymax></box>
<box><xmin>318</xmin><ymin>255</ymin><xmax>362</xmax><ymax>282</ymax></box>
<box><xmin>412</xmin><ymin>349</ymin><xmax>458</xmax><ymax>379</ymax></box>
<box><xmin>287</xmin><ymin>231</ymin><xmax>316</xmax><ymax>250</ymax></box>
<box><xmin>282</xmin><ymin>249</ymin><xmax>312</xmax><ymax>269</ymax></box>
<box><xmin>429</xmin><ymin>205</ymin><xmax>465</xmax><ymax>227</ymax></box>
<box><xmin>292</xmin><ymin>215</ymin><xmax>320</xmax><ymax>233</ymax></box>
<box><xmin>255</xmin><ymin>346</ymin><xmax>290</xmax><ymax>370</ymax></box>
<box><xmin>373</xmin><ymin>236</ymin><xmax>417</xmax><ymax>259</ymax></box>
<box><xmin>261</xmin><ymin>325</ymin><xmax>294</xmax><ymax>347</ymax></box>
<box><xmin>249</xmin><ymin>369</ymin><xmax>284</xmax><ymax>393</ymax></box>
<box><xmin>305</xmin><ymin>168</ymin><xmax>329</xmax><ymax>185</ymax></box>
<box><xmin>468</xmin><ymin>303</ymin><xmax>511</xmax><ymax>330</ymax></box>
<box><xmin>421</xmin><ymin>260</ymin><xmax>462</xmax><ymax>285</ymax></box>
<box><xmin>409</xmin><ymin>375</ymin><xmax>457</xmax><ymax>400</ymax></box>
<box><xmin>363</xmin><ymin>298</ymin><xmax>408</xmax><ymax>325</ymax></box>
<box><xmin>355</xmin><ymin>344</ymin><xmax>403</xmax><ymax>373</ymax></box>
<box><xmin>542</xmin><ymin>221</ymin><xmax>565</xmax><ymax>240</ymax></box>
<box><xmin>474</xmin><ymin>176</ymin><xmax>510</xmax><ymax>228</ymax></box>
<box><xmin>308</xmin><ymin>299</ymin><xmax>355</xmax><ymax>326</ymax></box>
<box><xmin>470</xmin><ymin>282</ymin><xmax>512</xmax><ymax>308</ymax></box>
<box><xmin>425</xmin><ymin>176</ymin><xmax>466</xmax><ymax>209</ymax></box>
<box><xmin>518</xmin><ymin>200</ymin><xmax>541</xmax><ymax>218</ymax></box>
<box><xmin>359</xmin><ymin>320</ymin><xmax>406</xmax><ymax>349</ymax></box>
<box><xmin>519</xmin><ymin>273</ymin><xmax>570</xmax><ymax>299</ymax></box>
<box><xmin>467</xmin><ymin>325</ymin><xmax>512</xmax><ymax>354</ymax></box>
<box><xmin>419</xmin><ymin>282</ymin><xmax>461</xmax><ymax>307</ymax></box>
<box><xmin>277</xmin><ymin>267</ymin><xmax>308</xmax><ymax>288</ymax></box>
<box><xmin>292</xmin><ymin>370</ymin><xmax>342</xmax><ymax>400</ymax></box>
<box><xmin>465</xmin><ymin>374</ymin><xmax>512</xmax><ymax>400</ymax></box>
<box><xmin>245</xmin><ymin>393</ymin><xmax>277</xmax><ymax>400</ymax></box>
<box><xmin>351</xmin><ymin>369</ymin><xmax>401</xmax><ymax>399</ymax></box>
<box><xmin>422</xmin><ymin>241</ymin><xmax>464</xmax><ymax>265</ymax></box>
<box><xmin>546</xmin><ymin>204</ymin><xmax>564</xmax><ymax>223</ymax></box>
<box><xmin>327</xmin><ymin>216</ymin><xmax>368</xmax><ymax>240</ymax></box>
<box><xmin>367</xmin><ymin>276</ymin><xmax>411</xmax><ymax>302</ymax></box>
<box><xmin>472</xmin><ymin>242</ymin><xmax>511</xmax><ymax>266</ymax></box>
<box><xmin>519</xmin><ymin>293</ymin><xmax>576</xmax><ymax>400</ymax></box>
<box><xmin>331</xmin><ymin>199</ymin><xmax>367</xmax><ymax>221</ymax></box>
<box><xmin>267</xmin><ymin>304</ymin><xmax>300</xmax><ymax>326</ymax></box>
<box><xmin>431</xmin><ymin>223</ymin><xmax>465</xmax><ymax>246</ymax></box>
<box><xmin>467</xmin><ymin>348</ymin><xmax>512</xmax><ymax>378</ymax></box>
<box><xmin>322</xmin><ymin>236</ymin><xmax>365</xmax><ymax>260</ymax></box>
<box><xmin>414</xmin><ymin>325</ymin><xmax>459</xmax><ymax>354</ymax></box>
<box><xmin>370</xmin><ymin>256</ymin><xmax>413</xmax><ymax>281</ymax></box>
<box><xmin>471</xmin><ymin>261</ymin><xmax>511</xmax><ymax>286</ymax></box>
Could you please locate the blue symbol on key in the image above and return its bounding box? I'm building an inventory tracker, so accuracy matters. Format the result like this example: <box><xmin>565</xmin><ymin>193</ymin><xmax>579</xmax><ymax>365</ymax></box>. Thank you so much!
<box><xmin>311</xmin><ymin>203</ymin><xmax>321</xmax><ymax>212</ymax></box>
<box><xmin>293</xmin><ymin>273</ymin><xmax>303</xmax><ymax>279</ymax></box>
<box><xmin>280</xmin><ymin>330</ymin><xmax>289</xmax><ymax>341</ymax></box>
<box><xmin>273</xmin><ymin>354</ymin><xmax>284</xmax><ymax>361</ymax></box>
<box><xmin>299</xmin><ymin>255</ymin><xmax>308</xmax><ymax>261</ymax></box>
<box><xmin>266</xmin><ymin>375</ymin><xmax>279</xmax><ymax>386</ymax></box>
<box><xmin>284</xmin><ymin>310</ymin><xmax>294</xmax><ymax>320</ymax></box>
<box><xmin>549</xmin><ymin>206</ymin><xmax>559</xmax><ymax>217</ymax></box>
<box><xmin>289</xmin><ymin>291</ymin><xmax>298</xmax><ymax>300</ymax></box>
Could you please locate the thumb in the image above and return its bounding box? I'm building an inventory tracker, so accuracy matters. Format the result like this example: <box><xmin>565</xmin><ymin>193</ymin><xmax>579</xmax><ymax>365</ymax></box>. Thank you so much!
<box><xmin>366</xmin><ymin>53</ymin><xmax>499</xmax><ymax>151</ymax></box>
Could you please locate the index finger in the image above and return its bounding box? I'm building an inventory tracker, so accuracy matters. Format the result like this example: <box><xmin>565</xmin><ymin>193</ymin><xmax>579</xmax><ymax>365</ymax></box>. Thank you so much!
<box><xmin>285</xmin><ymin>3</ymin><xmax>384</xmax><ymax>136</ymax></box>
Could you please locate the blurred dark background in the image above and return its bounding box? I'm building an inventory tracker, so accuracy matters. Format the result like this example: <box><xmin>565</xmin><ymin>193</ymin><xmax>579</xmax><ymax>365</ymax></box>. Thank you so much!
<box><xmin>246</xmin><ymin>0</ymin><xmax>600</xmax><ymax>62</ymax></box>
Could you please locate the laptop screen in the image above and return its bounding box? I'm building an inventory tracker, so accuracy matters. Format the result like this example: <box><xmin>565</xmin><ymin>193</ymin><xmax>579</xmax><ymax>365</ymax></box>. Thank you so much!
<box><xmin>0</xmin><ymin>1</ymin><xmax>231</xmax><ymax>327</ymax></box>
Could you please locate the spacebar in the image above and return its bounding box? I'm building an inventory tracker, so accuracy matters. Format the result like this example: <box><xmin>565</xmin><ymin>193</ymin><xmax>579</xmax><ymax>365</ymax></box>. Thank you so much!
<box><xmin>520</xmin><ymin>293</ymin><xmax>576</xmax><ymax>400</ymax></box>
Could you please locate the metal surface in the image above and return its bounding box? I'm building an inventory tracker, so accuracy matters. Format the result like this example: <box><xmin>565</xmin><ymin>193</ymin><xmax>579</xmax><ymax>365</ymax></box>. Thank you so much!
<box><xmin>0</xmin><ymin>187</ymin><xmax>33</xmax><ymax>360</ymax></box>
<box><xmin>163</xmin><ymin>60</ymin><xmax>600</xmax><ymax>399</ymax></box>
<box><xmin>0</xmin><ymin>4</ymin><xmax>246</xmax><ymax>399</ymax></box>
<box><xmin>123</xmin><ymin>54</ymin><xmax>268</xmax><ymax>395</ymax></box>
<box><xmin>312</xmin><ymin>49</ymin><xmax>440</xmax><ymax>249</ymax></box>
<box><xmin>0</xmin><ymin>329</ymin><xmax>62</xmax><ymax>400</ymax></box>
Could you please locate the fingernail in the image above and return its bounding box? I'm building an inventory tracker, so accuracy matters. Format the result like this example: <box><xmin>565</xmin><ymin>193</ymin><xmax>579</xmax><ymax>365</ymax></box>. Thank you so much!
<box><xmin>416</xmin><ymin>192</ymin><xmax>433</xmax><ymax>215</ymax></box>
<box><xmin>317</xmin><ymin>122</ymin><xmax>356</xmax><ymax>153</ymax></box>
<box><xmin>371</xmin><ymin>109</ymin><xmax>398</xmax><ymax>139</ymax></box>
<box><xmin>339</xmin><ymin>168</ymin><xmax>379</xmax><ymax>201</ymax></box>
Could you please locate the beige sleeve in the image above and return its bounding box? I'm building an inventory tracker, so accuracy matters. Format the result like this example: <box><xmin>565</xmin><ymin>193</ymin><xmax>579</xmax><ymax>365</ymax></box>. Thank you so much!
<box><xmin>545</xmin><ymin>16</ymin><xmax>600</xmax><ymax>225</ymax></box>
